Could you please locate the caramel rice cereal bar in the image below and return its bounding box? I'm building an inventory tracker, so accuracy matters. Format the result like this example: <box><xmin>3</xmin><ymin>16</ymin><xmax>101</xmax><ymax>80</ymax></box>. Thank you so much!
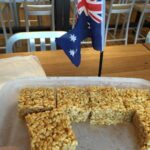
<box><xmin>57</xmin><ymin>87</ymin><xmax>90</xmax><ymax>122</ymax></box>
<box><xmin>25</xmin><ymin>110</ymin><xmax>78</xmax><ymax>150</ymax></box>
<box><xmin>120</xmin><ymin>88</ymin><xmax>150</xmax><ymax>121</ymax></box>
<box><xmin>133</xmin><ymin>108</ymin><xmax>150</xmax><ymax>150</ymax></box>
<box><xmin>18</xmin><ymin>87</ymin><xmax>56</xmax><ymax>117</ymax></box>
<box><xmin>141</xmin><ymin>145</ymin><xmax>150</xmax><ymax>150</ymax></box>
<box><xmin>89</xmin><ymin>87</ymin><xmax>130</xmax><ymax>125</ymax></box>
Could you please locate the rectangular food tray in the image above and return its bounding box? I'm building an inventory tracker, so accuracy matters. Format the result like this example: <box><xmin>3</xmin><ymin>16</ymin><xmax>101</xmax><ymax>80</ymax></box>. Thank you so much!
<box><xmin>0</xmin><ymin>77</ymin><xmax>150</xmax><ymax>150</ymax></box>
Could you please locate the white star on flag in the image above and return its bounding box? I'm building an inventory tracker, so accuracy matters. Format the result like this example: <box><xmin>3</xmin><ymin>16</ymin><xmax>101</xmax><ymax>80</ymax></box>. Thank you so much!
<box><xmin>69</xmin><ymin>49</ymin><xmax>78</xmax><ymax>57</ymax></box>
<box><xmin>70</xmin><ymin>34</ymin><xmax>77</xmax><ymax>42</ymax></box>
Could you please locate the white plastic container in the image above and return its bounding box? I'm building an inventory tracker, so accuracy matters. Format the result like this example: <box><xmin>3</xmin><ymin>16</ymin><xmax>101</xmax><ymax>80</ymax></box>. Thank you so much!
<box><xmin>0</xmin><ymin>77</ymin><xmax>150</xmax><ymax>150</ymax></box>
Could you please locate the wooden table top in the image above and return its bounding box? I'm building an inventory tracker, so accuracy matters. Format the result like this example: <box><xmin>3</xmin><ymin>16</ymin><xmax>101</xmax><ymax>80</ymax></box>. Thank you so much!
<box><xmin>0</xmin><ymin>44</ymin><xmax>150</xmax><ymax>80</ymax></box>
<box><xmin>144</xmin><ymin>43</ymin><xmax>150</xmax><ymax>51</ymax></box>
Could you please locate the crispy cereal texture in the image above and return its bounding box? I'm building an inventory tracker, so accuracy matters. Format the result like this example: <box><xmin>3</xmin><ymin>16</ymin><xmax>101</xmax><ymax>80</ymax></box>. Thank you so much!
<box><xmin>141</xmin><ymin>145</ymin><xmax>150</xmax><ymax>150</ymax></box>
<box><xmin>89</xmin><ymin>87</ymin><xmax>130</xmax><ymax>125</ymax></box>
<box><xmin>120</xmin><ymin>88</ymin><xmax>150</xmax><ymax>109</ymax></box>
<box><xmin>25</xmin><ymin>110</ymin><xmax>78</xmax><ymax>150</ymax></box>
<box><xmin>18</xmin><ymin>88</ymin><xmax>56</xmax><ymax>117</ymax></box>
<box><xmin>57</xmin><ymin>87</ymin><xmax>90</xmax><ymax>122</ymax></box>
<box><xmin>20</xmin><ymin>86</ymin><xmax>150</xmax><ymax>150</ymax></box>
<box><xmin>133</xmin><ymin>108</ymin><xmax>150</xmax><ymax>149</ymax></box>
<box><xmin>119</xmin><ymin>88</ymin><xmax>150</xmax><ymax>122</ymax></box>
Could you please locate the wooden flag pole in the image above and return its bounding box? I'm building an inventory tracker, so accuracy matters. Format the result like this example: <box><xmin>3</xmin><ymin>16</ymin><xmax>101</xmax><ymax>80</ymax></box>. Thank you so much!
<box><xmin>98</xmin><ymin>51</ymin><xmax>104</xmax><ymax>77</ymax></box>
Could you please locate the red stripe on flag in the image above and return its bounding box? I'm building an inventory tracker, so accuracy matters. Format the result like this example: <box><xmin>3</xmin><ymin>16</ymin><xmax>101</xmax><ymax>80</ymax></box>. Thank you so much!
<box><xmin>87</xmin><ymin>3</ymin><xmax>101</xmax><ymax>11</ymax></box>
<box><xmin>89</xmin><ymin>12</ymin><xmax>101</xmax><ymax>23</ymax></box>
<box><xmin>77</xmin><ymin>0</ymin><xmax>87</xmax><ymax>10</ymax></box>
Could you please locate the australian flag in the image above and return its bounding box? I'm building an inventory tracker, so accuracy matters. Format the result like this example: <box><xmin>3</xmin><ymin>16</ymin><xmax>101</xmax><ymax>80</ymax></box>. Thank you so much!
<box><xmin>56</xmin><ymin>0</ymin><xmax>105</xmax><ymax>66</ymax></box>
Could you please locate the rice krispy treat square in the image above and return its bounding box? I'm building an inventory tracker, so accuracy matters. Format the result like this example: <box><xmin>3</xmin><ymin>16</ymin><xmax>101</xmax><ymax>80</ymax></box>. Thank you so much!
<box><xmin>89</xmin><ymin>86</ymin><xmax>119</xmax><ymax>100</ymax></box>
<box><xmin>120</xmin><ymin>88</ymin><xmax>150</xmax><ymax>110</ymax></box>
<box><xmin>18</xmin><ymin>87</ymin><xmax>56</xmax><ymax>117</ymax></box>
<box><xmin>89</xmin><ymin>86</ymin><xmax>130</xmax><ymax>125</ymax></box>
<box><xmin>141</xmin><ymin>145</ymin><xmax>150</xmax><ymax>150</ymax></box>
<box><xmin>120</xmin><ymin>88</ymin><xmax>150</xmax><ymax>121</ymax></box>
<box><xmin>25</xmin><ymin>110</ymin><xmax>78</xmax><ymax>150</ymax></box>
<box><xmin>57</xmin><ymin>87</ymin><xmax>90</xmax><ymax>122</ymax></box>
<box><xmin>90</xmin><ymin>103</ymin><xmax>129</xmax><ymax>125</ymax></box>
<box><xmin>133</xmin><ymin>108</ymin><xmax>150</xmax><ymax>149</ymax></box>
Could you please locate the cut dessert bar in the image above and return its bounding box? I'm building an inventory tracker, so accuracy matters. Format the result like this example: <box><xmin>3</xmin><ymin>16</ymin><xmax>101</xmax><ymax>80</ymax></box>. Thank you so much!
<box><xmin>141</xmin><ymin>145</ymin><xmax>150</xmax><ymax>150</ymax></box>
<box><xmin>120</xmin><ymin>88</ymin><xmax>150</xmax><ymax>110</ymax></box>
<box><xmin>57</xmin><ymin>87</ymin><xmax>90</xmax><ymax>122</ymax></box>
<box><xmin>89</xmin><ymin>86</ymin><xmax>130</xmax><ymax>125</ymax></box>
<box><xmin>120</xmin><ymin>88</ymin><xmax>150</xmax><ymax>121</ymax></box>
<box><xmin>25</xmin><ymin>110</ymin><xmax>78</xmax><ymax>150</ymax></box>
<box><xmin>18</xmin><ymin>87</ymin><xmax>56</xmax><ymax>117</ymax></box>
<box><xmin>133</xmin><ymin>108</ymin><xmax>150</xmax><ymax>149</ymax></box>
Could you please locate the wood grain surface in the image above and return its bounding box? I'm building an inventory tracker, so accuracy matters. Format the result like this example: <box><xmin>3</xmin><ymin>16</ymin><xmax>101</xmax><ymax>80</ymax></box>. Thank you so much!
<box><xmin>0</xmin><ymin>44</ymin><xmax>150</xmax><ymax>80</ymax></box>
<box><xmin>144</xmin><ymin>43</ymin><xmax>150</xmax><ymax>51</ymax></box>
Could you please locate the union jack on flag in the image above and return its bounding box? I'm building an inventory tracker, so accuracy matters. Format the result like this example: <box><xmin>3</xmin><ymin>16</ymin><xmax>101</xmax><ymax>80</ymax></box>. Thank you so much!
<box><xmin>77</xmin><ymin>0</ymin><xmax>103</xmax><ymax>23</ymax></box>
<box><xmin>56</xmin><ymin>0</ymin><xmax>105</xmax><ymax>67</ymax></box>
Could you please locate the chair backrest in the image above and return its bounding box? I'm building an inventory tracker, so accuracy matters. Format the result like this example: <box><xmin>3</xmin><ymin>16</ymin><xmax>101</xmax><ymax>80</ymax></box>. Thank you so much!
<box><xmin>135</xmin><ymin>0</ymin><xmax>146</xmax><ymax>3</ymax></box>
<box><xmin>70</xmin><ymin>0</ymin><xmax>77</xmax><ymax>28</ymax></box>
<box><xmin>30</xmin><ymin>0</ymin><xmax>49</xmax><ymax>4</ymax></box>
<box><xmin>143</xmin><ymin>0</ymin><xmax>150</xmax><ymax>13</ymax></box>
<box><xmin>105</xmin><ymin>0</ymin><xmax>136</xmax><ymax>45</ymax></box>
<box><xmin>24</xmin><ymin>0</ymin><xmax>55</xmax><ymax>31</ymax></box>
<box><xmin>134</xmin><ymin>0</ymin><xmax>150</xmax><ymax>44</ymax></box>
<box><xmin>109</xmin><ymin>0</ymin><xmax>135</xmax><ymax>14</ymax></box>
<box><xmin>6</xmin><ymin>31</ymin><xmax>66</xmax><ymax>53</ymax></box>
<box><xmin>0</xmin><ymin>7</ymin><xmax>7</xmax><ymax>42</ymax></box>
<box><xmin>146</xmin><ymin>31</ymin><xmax>150</xmax><ymax>44</ymax></box>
